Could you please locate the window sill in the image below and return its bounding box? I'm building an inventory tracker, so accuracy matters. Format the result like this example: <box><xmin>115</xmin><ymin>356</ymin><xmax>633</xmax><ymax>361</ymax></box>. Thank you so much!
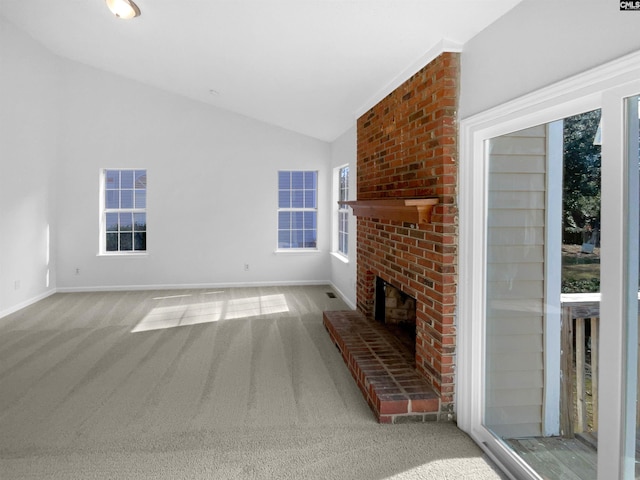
<box><xmin>274</xmin><ymin>249</ymin><xmax>320</xmax><ymax>254</ymax></box>
<box><xmin>330</xmin><ymin>251</ymin><xmax>349</xmax><ymax>263</ymax></box>
<box><xmin>97</xmin><ymin>252</ymin><xmax>149</xmax><ymax>257</ymax></box>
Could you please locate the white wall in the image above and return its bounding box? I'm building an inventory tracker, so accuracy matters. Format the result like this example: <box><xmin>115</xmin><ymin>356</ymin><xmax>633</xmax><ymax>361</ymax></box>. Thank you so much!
<box><xmin>329</xmin><ymin>126</ymin><xmax>357</xmax><ymax>308</ymax></box>
<box><xmin>0</xmin><ymin>18</ymin><xmax>59</xmax><ymax>316</ymax></box>
<box><xmin>460</xmin><ymin>0</ymin><xmax>640</xmax><ymax>119</ymax></box>
<box><xmin>56</xmin><ymin>62</ymin><xmax>332</xmax><ymax>290</ymax></box>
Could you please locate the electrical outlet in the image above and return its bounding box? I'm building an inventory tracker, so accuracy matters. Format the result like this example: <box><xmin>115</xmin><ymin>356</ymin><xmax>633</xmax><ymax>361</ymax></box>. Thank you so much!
<box><xmin>75</xmin><ymin>268</ymin><xmax>80</xmax><ymax>275</ymax></box>
<box><xmin>14</xmin><ymin>280</ymin><xmax>20</xmax><ymax>290</ymax></box>
<box><xmin>244</xmin><ymin>264</ymin><xmax>250</xmax><ymax>271</ymax></box>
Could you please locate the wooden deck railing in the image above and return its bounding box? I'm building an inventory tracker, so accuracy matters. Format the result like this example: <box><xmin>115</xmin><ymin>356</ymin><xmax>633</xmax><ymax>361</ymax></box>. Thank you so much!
<box><xmin>560</xmin><ymin>293</ymin><xmax>640</xmax><ymax>438</ymax></box>
<box><xmin>560</xmin><ymin>293</ymin><xmax>600</xmax><ymax>438</ymax></box>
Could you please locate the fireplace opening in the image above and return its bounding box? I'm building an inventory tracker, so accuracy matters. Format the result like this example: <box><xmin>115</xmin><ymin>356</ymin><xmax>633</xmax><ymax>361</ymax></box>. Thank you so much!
<box><xmin>374</xmin><ymin>277</ymin><xmax>417</xmax><ymax>357</ymax></box>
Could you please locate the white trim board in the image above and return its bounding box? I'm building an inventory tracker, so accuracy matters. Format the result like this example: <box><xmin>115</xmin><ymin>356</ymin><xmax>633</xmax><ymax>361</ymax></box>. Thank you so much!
<box><xmin>56</xmin><ymin>280</ymin><xmax>336</xmax><ymax>293</ymax></box>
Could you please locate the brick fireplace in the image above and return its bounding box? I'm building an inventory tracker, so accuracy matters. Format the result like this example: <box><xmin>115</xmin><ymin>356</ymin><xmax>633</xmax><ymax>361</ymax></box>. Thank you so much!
<box><xmin>325</xmin><ymin>52</ymin><xmax>459</xmax><ymax>420</ymax></box>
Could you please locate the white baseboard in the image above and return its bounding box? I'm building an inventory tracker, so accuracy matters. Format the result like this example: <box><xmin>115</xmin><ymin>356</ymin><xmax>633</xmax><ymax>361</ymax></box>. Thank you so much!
<box><xmin>0</xmin><ymin>289</ymin><xmax>57</xmax><ymax>319</ymax></box>
<box><xmin>56</xmin><ymin>280</ymin><xmax>332</xmax><ymax>293</ymax></box>
<box><xmin>3</xmin><ymin>282</ymin><xmax>356</xmax><ymax>317</ymax></box>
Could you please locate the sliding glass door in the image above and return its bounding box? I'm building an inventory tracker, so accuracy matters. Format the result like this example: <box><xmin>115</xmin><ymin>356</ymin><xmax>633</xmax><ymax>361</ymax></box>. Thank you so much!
<box><xmin>626</xmin><ymin>94</ymin><xmax>639</xmax><ymax>478</ymax></box>
<box><xmin>484</xmin><ymin>115</ymin><xmax>599</xmax><ymax>479</ymax></box>
<box><xmin>458</xmin><ymin>55</ymin><xmax>640</xmax><ymax>480</ymax></box>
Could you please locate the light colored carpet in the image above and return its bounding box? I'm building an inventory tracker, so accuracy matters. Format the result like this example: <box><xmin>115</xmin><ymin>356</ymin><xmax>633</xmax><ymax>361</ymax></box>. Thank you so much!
<box><xmin>0</xmin><ymin>285</ymin><xmax>505</xmax><ymax>479</ymax></box>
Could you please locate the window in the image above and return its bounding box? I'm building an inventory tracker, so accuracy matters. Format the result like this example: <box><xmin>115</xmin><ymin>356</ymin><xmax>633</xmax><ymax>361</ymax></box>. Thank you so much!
<box><xmin>336</xmin><ymin>165</ymin><xmax>349</xmax><ymax>256</ymax></box>
<box><xmin>277</xmin><ymin>170</ymin><xmax>317</xmax><ymax>249</ymax></box>
<box><xmin>102</xmin><ymin>169</ymin><xmax>147</xmax><ymax>253</ymax></box>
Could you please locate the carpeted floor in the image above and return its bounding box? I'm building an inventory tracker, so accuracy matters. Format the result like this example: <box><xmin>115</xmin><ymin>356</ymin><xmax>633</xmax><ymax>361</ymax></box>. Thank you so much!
<box><xmin>0</xmin><ymin>286</ymin><xmax>506</xmax><ymax>479</ymax></box>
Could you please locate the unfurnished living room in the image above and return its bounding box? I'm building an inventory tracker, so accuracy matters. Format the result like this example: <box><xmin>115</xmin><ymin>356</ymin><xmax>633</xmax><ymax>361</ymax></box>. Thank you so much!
<box><xmin>2</xmin><ymin>1</ymin><xmax>640</xmax><ymax>479</ymax></box>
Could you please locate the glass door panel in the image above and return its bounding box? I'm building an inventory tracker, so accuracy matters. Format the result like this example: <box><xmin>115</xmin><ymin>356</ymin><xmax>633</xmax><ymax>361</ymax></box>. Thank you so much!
<box><xmin>484</xmin><ymin>111</ymin><xmax>602</xmax><ymax>479</ymax></box>
<box><xmin>626</xmin><ymin>94</ymin><xmax>640</xmax><ymax>479</ymax></box>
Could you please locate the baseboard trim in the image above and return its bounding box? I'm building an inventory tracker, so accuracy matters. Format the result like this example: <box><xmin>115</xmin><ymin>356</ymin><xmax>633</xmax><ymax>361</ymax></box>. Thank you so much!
<box><xmin>3</xmin><ymin>281</ymin><xmax>356</xmax><ymax>317</ymax></box>
<box><xmin>56</xmin><ymin>280</ymin><xmax>332</xmax><ymax>293</ymax></box>
<box><xmin>0</xmin><ymin>289</ymin><xmax>57</xmax><ymax>319</ymax></box>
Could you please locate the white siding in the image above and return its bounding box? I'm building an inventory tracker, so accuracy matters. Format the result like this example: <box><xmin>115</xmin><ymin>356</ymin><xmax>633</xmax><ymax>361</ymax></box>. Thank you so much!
<box><xmin>485</xmin><ymin>124</ymin><xmax>547</xmax><ymax>438</ymax></box>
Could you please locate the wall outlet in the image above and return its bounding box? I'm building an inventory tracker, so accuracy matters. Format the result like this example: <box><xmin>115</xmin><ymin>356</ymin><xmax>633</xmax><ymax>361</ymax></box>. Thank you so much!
<box><xmin>14</xmin><ymin>280</ymin><xmax>20</xmax><ymax>290</ymax></box>
<box><xmin>244</xmin><ymin>264</ymin><xmax>250</xmax><ymax>271</ymax></box>
<box><xmin>75</xmin><ymin>268</ymin><xmax>80</xmax><ymax>275</ymax></box>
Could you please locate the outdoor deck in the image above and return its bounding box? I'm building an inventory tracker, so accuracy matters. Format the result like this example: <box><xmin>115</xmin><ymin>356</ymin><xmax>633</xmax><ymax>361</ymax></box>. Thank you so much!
<box><xmin>508</xmin><ymin>431</ymin><xmax>640</xmax><ymax>480</ymax></box>
<box><xmin>502</xmin><ymin>294</ymin><xmax>640</xmax><ymax>479</ymax></box>
<box><xmin>507</xmin><ymin>436</ymin><xmax>596</xmax><ymax>480</ymax></box>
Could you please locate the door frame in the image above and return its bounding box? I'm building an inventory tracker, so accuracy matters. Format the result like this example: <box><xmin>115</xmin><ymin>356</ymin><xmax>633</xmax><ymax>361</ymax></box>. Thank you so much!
<box><xmin>457</xmin><ymin>50</ymin><xmax>640</xmax><ymax>479</ymax></box>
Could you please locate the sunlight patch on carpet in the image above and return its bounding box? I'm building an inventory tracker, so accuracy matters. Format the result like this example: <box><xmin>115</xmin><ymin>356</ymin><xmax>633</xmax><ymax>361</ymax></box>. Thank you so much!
<box><xmin>132</xmin><ymin>293</ymin><xmax>290</xmax><ymax>332</ymax></box>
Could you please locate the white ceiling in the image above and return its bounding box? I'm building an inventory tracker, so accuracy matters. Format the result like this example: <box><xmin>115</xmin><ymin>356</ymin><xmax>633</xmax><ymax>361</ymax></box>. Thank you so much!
<box><xmin>0</xmin><ymin>0</ymin><xmax>522</xmax><ymax>142</ymax></box>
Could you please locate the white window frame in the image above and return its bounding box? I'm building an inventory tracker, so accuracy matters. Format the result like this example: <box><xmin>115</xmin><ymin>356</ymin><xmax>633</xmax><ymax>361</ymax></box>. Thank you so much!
<box><xmin>458</xmin><ymin>51</ymin><xmax>640</xmax><ymax>480</ymax></box>
<box><xmin>333</xmin><ymin>164</ymin><xmax>350</xmax><ymax>259</ymax></box>
<box><xmin>276</xmin><ymin>170</ymin><xmax>319</xmax><ymax>251</ymax></box>
<box><xmin>99</xmin><ymin>168</ymin><xmax>147</xmax><ymax>255</ymax></box>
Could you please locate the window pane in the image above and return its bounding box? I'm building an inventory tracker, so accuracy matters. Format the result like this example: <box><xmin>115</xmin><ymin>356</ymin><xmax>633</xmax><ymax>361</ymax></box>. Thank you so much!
<box><xmin>278</xmin><ymin>211</ymin><xmax>291</xmax><ymax>229</ymax></box>
<box><xmin>304</xmin><ymin>190</ymin><xmax>316</xmax><ymax>208</ymax></box>
<box><xmin>120</xmin><ymin>233</ymin><xmax>133</xmax><ymax>250</ymax></box>
<box><xmin>304</xmin><ymin>230</ymin><xmax>317</xmax><ymax>248</ymax></box>
<box><xmin>105</xmin><ymin>190</ymin><xmax>119</xmax><ymax>208</ymax></box>
<box><xmin>106</xmin><ymin>233</ymin><xmax>118</xmax><ymax>251</ymax></box>
<box><xmin>121</xmin><ymin>170</ymin><xmax>134</xmax><ymax>188</ymax></box>
<box><xmin>292</xmin><ymin>212</ymin><xmax>304</xmax><ymax>229</ymax></box>
<box><xmin>135</xmin><ymin>190</ymin><xmax>146</xmax><ymax>208</ymax></box>
<box><xmin>134</xmin><ymin>213</ymin><xmax>146</xmax><ymax>231</ymax></box>
<box><xmin>304</xmin><ymin>171</ymin><xmax>316</xmax><ymax>189</ymax></box>
<box><xmin>278</xmin><ymin>191</ymin><xmax>290</xmax><ymax>208</ymax></box>
<box><xmin>292</xmin><ymin>190</ymin><xmax>304</xmax><ymax>207</ymax></box>
<box><xmin>278</xmin><ymin>171</ymin><xmax>291</xmax><ymax>189</ymax></box>
<box><xmin>105</xmin><ymin>170</ymin><xmax>119</xmax><ymax>189</ymax></box>
<box><xmin>106</xmin><ymin>212</ymin><xmax>119</xmax><ymax>232</ymax></box>
<box><xmin>304</xmin><ymin>211</ymin><xmax>316</xmax><ymax>229</ymax></box>
<box><xmin>134</xmin><ymin>232</ymin><xmax>146</xmax><ymax>251</ymax></box>
<box><xmin>292</xmin><ymin>229</ymin><xmax>303</xmax><ymax>247</ymax></box>
<box><xmin>339</xmin><ymin>167</ymin><xmax>349</xmax><ymax>202</ymax></box>
<box><xmin>135</xmin><ymin>170</ymin><xmax>147</xmax><ymax>189</ymax></box>
<box><xmin>121</xmin><ymin>189</ymin><xmax>134</xmax><ymax>209</ymax></box>
<box><xmin>119</xmin><ymin>212</ymin><xmax>133</xmax><ymax>231</ymax></box>
<box><xmin>482</xmin><ymin>118</ymin><xmax>599</xmax><ymax>479</ymax></box>
<box><xmin>291</xmin><ymin>171</ymin><xmax>304</xmax><ymax>189</ymax></box>
<box><xmin>278</xmin><ymin>230</ymin><xmax>290</xmax><ymax>248</ymax></box>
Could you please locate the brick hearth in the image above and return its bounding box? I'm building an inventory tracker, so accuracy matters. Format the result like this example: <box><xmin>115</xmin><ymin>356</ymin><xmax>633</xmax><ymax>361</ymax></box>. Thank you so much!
<box><xmin>323</xmin><ymin>310</ymin><xmax>440</xmax><ymax>423</ymax></box>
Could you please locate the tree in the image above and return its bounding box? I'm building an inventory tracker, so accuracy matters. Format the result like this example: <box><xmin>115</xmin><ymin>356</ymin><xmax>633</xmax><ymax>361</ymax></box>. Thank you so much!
<box><xmin>563</xmin><ymin>110</ymin><xmax>601</xmax><ymax>244</ymax></box>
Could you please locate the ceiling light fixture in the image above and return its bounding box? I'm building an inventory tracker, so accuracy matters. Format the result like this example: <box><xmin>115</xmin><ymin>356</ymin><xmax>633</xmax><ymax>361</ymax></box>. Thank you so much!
<box><xmin>105</xmin><ymin>0</ymin><xmax>141</xmax><ymax>19</ymax></box>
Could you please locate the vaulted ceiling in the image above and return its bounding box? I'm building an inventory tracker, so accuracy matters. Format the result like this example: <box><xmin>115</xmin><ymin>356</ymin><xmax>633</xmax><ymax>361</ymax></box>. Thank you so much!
<box><xmin>0</xmin><ymin>1</ymin><xmax>522</xmax><ymax>141</ymax></box>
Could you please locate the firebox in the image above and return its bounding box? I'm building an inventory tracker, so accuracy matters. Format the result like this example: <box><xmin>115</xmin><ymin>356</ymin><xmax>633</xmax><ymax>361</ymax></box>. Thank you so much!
<box><xmin>374</xmin><ymin>277</ymin><xmax>417</xmax><ymax>357</ymax></box>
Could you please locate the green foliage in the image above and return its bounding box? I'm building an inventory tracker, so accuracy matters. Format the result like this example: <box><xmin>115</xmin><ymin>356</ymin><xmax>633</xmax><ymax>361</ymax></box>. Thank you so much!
<box><xmin>563</xmin><ymin>110</ymin><xmax>601</xmax><ymax>241</ymax></box>
<box><xmin>561</xmin><ymin>278</ymin><xmax>600</xmax><ymax>294</ymax></box>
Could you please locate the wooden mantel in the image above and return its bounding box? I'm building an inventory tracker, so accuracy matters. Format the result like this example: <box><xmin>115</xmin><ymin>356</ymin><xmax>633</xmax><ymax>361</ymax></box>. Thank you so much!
<box><xmin>339</xmin><ymin>198</ymin><xmax>438</xmax><ymax>225</ymax></box>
